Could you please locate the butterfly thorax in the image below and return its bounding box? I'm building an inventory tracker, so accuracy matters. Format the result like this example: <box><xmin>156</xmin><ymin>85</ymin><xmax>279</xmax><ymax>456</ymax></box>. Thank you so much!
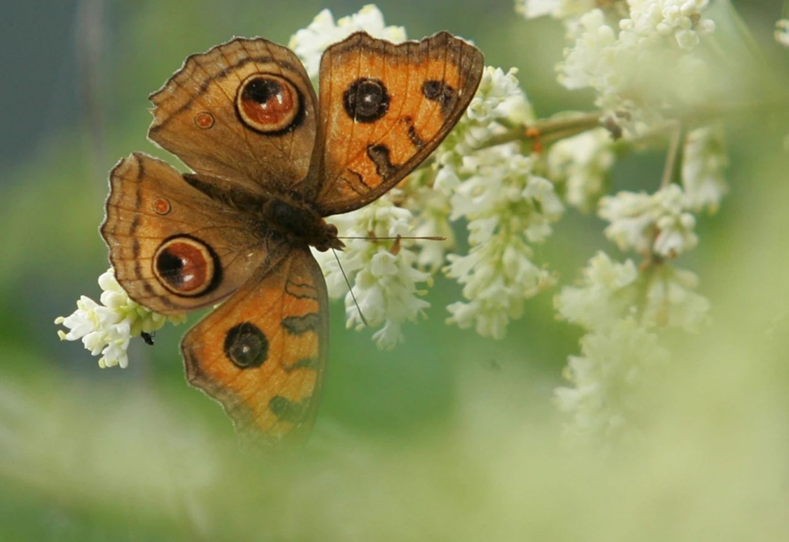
<box><xmin>183</xmin><ymin>174</ymin><xmax>343</xmax><ymax>252</ymax></box>
<box><xmin>264</xmin><ymin>197</ymin><xmax>343</xmax><ymax>253</ymax></box>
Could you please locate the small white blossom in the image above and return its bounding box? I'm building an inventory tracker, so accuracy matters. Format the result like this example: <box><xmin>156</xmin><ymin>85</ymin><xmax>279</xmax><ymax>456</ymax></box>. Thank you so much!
<box><xmin>515</xmin><ymin>0</ymin><xmax>599</xmax><ymax>21</ymax></box>
<box><xmin>547</xmin><ymin>127</ymin><xmax>616</xmax><ymax>212</ymax></box>
<box><xmin>681</xmin><ymin>124</ymin><xmax>728</xmax><ymax>213</ymax></box>
<box><xmin>554</xmin><ymin>318</ymin><xmax>670</xmax><ymax>444</ymax></box>
<box><xmin>556</xmin><ymin>251</ymin><xmax>709</xmax><ymax>333</ymax></box>
<box><xmin>55</xmin><ymin>269</ymin><xmax>185</xmax><ymax>368</ymax></box>
<box><xmin>642</xmin><ymin>264</ymin><xmax>709</xmax><ymax>330</ymax></box>
<box><xmin>599</xmin><ymin>184</ymin><xmax>697</xmax><ymax>258</ymax></box>
<box><xmin>555</xmin><ymin>252</ymin><xmax>640</xmax><ymax>331</ymax></box>
<box><xmin>289</xmin><ymin>5</ymin><xmax>406</xmax><ymax>79</ymax></box>
<box><xmin>466</xmin><ymin>67</ymin><xmax>532</xmax><ymax>125</ymax></box>
<box><xmin>315</xmin><ymin>199</ymin><xmax>431</xmax><ymax>349</ymax></box>
<box><xmin>777</xmin><ymin>19</ymin><xmax>789</xmax><ymax>47</ymax></box>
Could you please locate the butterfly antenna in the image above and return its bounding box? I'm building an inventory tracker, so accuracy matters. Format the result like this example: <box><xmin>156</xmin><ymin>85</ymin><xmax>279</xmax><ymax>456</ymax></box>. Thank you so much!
<box><xmin>338</xmin><ymin>235</ymin><xmax>446</xmax><ymax>241</ymax></box>
<box><xmin>332</xmin><ymin>248</ymin><xmax>368</xmax><ymax>328</ymax></box>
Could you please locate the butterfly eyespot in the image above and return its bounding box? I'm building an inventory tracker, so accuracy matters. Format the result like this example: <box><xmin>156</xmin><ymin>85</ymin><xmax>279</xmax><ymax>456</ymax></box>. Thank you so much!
<box><xmin>236</xmin><ymin>74</ymin><xmax>300</xmax><ymax>133</ymax></box>
<box><xmin>343</xmin><ymin>78</ymin><xmax>390</xmax><ymax>123</ymax></box>
<box><xmin>153</xmin><ymin>236</ymin><xmax>220</xmax><ymax>296</ymax></box>
<box><xmin>194</xmin><ymin>111</ymin><xmax>215</xmax><ymax>129</ymax></box>
<box><xmin>421</xmin><ymin>80</ymin><xmax>457</xmax><ymax>115</ymax></box>
<box><xmin>224</xmin><ymin>322</ymin><xmax>268</xmax><ymax>368</ymax></box>
<box><xmin>152</xmin><ymin>197</ymin><xmax>171</xmax><ymax>215</ymax></box>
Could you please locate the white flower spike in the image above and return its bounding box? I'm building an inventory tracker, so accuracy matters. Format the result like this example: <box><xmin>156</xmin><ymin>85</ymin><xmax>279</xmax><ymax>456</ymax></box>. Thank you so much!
<box><xmin>55</xmin><ymin>269</ymin><xmax>185</xmax><ymax>368</ymax></box>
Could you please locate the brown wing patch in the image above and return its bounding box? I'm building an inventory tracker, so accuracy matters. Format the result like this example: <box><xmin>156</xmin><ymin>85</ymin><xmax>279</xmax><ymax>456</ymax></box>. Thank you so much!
<box><xmin>148</xmin><ymin>37</ymin><xmax>318</xmax><ymax>196</ymax></box>
<box><xmin>100</xmin><ymin>152</ymin><xmax>281</xmax><ymax>315</ymax></box>
<box><xmin>181</xmin><ymin>248</ymin><xmax>328</xmax><ymax>448</ymax></box>
<box><xmin>308</xmin><ymin>31</ymin><xmax>484</xmax><ymax>215</ymax></box>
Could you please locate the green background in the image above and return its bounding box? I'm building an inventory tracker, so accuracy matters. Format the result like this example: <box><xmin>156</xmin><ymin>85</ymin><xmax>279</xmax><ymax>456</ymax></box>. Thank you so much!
<box><xmin>1</xmin><ymin>0</ymin><xmax>788</xmax><ymax>539</ymax></box>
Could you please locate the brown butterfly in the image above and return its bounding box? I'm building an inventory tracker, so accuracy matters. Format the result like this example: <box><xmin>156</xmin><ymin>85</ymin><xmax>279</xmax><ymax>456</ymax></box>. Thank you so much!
<box><xmin>100</xmin><ymin>31</ymin><xmax>484</xmax><ymax>448</ymax></box>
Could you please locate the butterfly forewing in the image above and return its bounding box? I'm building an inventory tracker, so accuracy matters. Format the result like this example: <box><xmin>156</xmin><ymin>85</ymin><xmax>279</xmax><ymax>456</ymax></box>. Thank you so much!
<box><xmin>181</xmin><ymin>248</ymin><xmax>328</xmax><ymax>448</ymax></box>
<box><xmin>308</xmin><ymin>31</ymin><xmax>484</xmax><ymax>215</ymax></box>
<box><xmin>148</xmin><ymin>37</ymin><xmax>318</xmax><ymax>197</ymax></box>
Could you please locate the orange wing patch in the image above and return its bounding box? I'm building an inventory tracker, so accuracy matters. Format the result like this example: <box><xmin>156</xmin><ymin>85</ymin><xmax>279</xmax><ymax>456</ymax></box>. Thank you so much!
<box><xmin>311</xmin><ymin>31</ymin><xmax>484</xmax><ymax>215</ymax></box>
<box><xmin>181</xmin><ymin>248</ymin><xmax>328</xmax><ymax>448</ymax></box>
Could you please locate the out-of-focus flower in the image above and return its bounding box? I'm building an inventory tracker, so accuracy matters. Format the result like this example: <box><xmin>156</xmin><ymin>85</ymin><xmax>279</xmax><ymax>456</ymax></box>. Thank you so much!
<box><xmin>682</xmin><ymin>124</ymin><xmax>729</xmax><ymax>213</ymax></box>
<box><xmin>775</xmin><ymin>18</ymin><xmax>789</xmax><ymax>47</ymax></box>
<box><xmin>554</xmin><ymin>318</ymin><xmax>670</xmax><ymax>444</ymax></box>
<box><xmin>547</xmin><ymin>127</ymin><xmax>616</xmax><ymax>212</ymax></box>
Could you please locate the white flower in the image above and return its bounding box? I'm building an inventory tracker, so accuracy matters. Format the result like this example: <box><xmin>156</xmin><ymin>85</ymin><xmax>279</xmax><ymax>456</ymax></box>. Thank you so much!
<box><xmin>558</xmin><ymin>3</ymin><xmax>715</xmax><ymax>131</ymax></box>
<box><xmin>555</xmin><ymin>252</ymin><xmax>640</xmax><ymax>331</ymax></box>
<box><xmin>599</xmin><ymin>184</ymin><xmax>697</xmax><ymax>258</ymax></box>
<box><xmin>681</xmin><ymin>124</ymin><xmax>729</xmax><ymax>212</ymax></box>
<box><xmin>547</xmin><ymin>127</ymin><xmax>616</xmax><ymax>212</ymax></box>
<box><xmin>515</xmin><ymin>0</ymin><xmax>599</xmax><ymax>21</ymax></box>
<box><xmin>642</xmin><ymin>264</ymin><xmax>709</xmax><ymax>331</ymax></box>
<box><xmin>444</xmin><ymin>148</ymin><xmax>562</xmax><ymax>339</ymax></box>
<box><xmin>289</xmin><ymin>5</ymin><xmax>406</xmax><ymax>79</ymax></box>
<box><xmin>314</xmin><ymin>199</ymin><xmax>431</xmax><ymax>349</ymax></box>
<box><xmin>777</xmin><ymin>19</ymin><xmax>789</xmax><ymax>47</ymax></box>
<box><xmin>554</xmin><ymin>318</ymin><xmax>670</xmax><ymax>443</ymax></box>
<box><xmin>556</xmin><ymin>251</ymin><xmax>709</xmax><ymax>333</ymax></box>
<box><xmin>55</xmin><ymin>269</ymin><xmax>185</xmax><ymax>368</ymax></box>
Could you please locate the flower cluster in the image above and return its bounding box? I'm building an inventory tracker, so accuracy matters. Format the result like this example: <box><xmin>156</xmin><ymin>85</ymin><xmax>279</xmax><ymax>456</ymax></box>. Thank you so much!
<box><xmin>289</xmin><ymin>4</ymin><xmax>406</xmax><ymax>79</ymax></box>
<box><xmin>599</xmin><ymin>184</ymin><xmax>698</xmax><ymax>258</ymax></box>
<box><xmin>312</xmin><ymin>199</ymin><xmax>431</xmax><ymax>349</ymax></box>
<box><xmin>554</xmin><ymin>249</ymin><xmax>709</xmax><ymax>442</ymax></box>
<box><xmin>546</xmin><ymin>127</ymin><xmax>616</xmax><ymax>212</ymax></box>
<box><xmin>554</xmin><ymin>318</ymin><xmax>670</xmax><ymax>444</ymax></box>
<box><xmin>522</xmin><ymin>1</ymin><xmax>716</xmax><ymax>131</ymax></box>
<box><xmin>55</xmin><ymin>269</ymin><xmax>185</xmax><ymax>368</ymax></box>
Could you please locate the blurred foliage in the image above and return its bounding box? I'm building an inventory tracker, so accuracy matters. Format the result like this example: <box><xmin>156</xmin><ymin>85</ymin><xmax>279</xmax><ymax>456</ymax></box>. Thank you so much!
<box><xmin>2</xmin><ymin>0</ymin><xmax>789</xmax><ymax>540</ymax></box>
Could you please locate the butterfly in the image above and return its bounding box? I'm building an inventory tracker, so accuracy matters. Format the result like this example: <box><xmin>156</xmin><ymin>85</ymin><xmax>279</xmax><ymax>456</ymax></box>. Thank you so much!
<box><xmin>100</xmin><ymin>31</ymin><xmax>484</xmax><ymax>448</ymax></box>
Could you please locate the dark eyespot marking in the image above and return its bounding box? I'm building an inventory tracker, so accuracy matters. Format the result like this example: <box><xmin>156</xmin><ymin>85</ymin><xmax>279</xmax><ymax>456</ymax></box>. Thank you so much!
<box><xmin>224</xmin><ymin>322</ymin><xmax>268</xmax><ymax>369</ymax></box>
<box><xmin>153</xmin><ymin>235</ymin><xmax>221</xmax><ymax>297</ymax></box>
<box><xmin>422</xmin><ymin>80</ymin><xmax>457</xmax><ymax>115</ymax></box>
<box><xmin>269</xmin><ymin>395</ymin><xmax>308</xmax><ymax>423</ymax></box>
<box><xmin>343</xmin><ymin>78</ymin><xmax>390</xmax><ymax>123</ymax></box>
<box><xmin>236</xmin><ymin>74</ymin><xmax>303</xmax><ymax>134</ymax></box>
<box><xmin>367</xmin><ymin>144</ymin><xmax>397</xmax><ymax>180</ymax></box>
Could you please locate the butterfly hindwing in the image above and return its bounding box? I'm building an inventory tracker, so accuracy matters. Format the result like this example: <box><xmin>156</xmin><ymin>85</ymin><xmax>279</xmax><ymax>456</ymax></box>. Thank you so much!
<box><xmin>101</xmin><ymin>152</ymin><xmax>281</xmax><ymax>315</ymax></box>
<box><xmin>308</xmin><ymin>31</ymin><xmax>484</xmax><ymax>215</ymax></box>
<box><xmin>181</xmin><ymin>248</ymin><xmax>328</xmax><ymax>447</ymax></box>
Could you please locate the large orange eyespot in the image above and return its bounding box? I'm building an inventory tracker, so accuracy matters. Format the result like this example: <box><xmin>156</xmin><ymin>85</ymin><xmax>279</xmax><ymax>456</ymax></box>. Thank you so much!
<box><xmin>236</xmin><ymin>74</ymin><xmax>301</xmax><ymax>134</ymax></box>
<box><xmin>153</xmin><ymin>236</ymin><xmax>220</xmax><ymax>297</ymax></box>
